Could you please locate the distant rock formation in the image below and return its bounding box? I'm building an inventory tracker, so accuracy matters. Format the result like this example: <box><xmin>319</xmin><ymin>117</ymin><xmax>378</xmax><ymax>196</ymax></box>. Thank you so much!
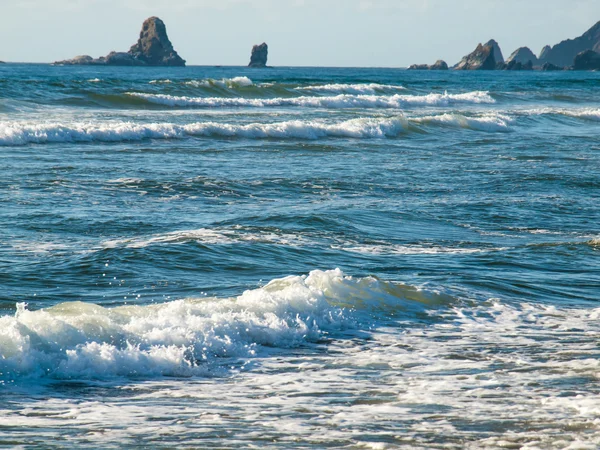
<box><xmin>430</xmin><ymin>60</ymin><xmax>449</xmax><ymax>70</ymax></box>
<box><xmin>248</xmin><ymin>43</ymin><xmax>268</xmax><ymax>68</ymax></box>
<box><xmin>573</xmin><ymin>50</ymin><xmax>600</xmax><ymax>70</ymax></box>
<box><xmin>506</xmin><ymin>47</ymin><xmax>539</xmax><ymax>66</ymax></box>
<box><xmin>539</xmin><ymin>20</ymin><xmax>600</xmax><ymax>67</ymax></box>
<box><xmin>539</xmin><ymin>45</ymin><xmax>552</xmax><ymax>61</ymax></box>
<box><xmin>408</xmin><ymin>60</ymin><xmax>448</xmax><ymax>70</ymax></box>
<box><xmin>501</xmin><ymin>60</ymin><xmax>534</xmax><ymax>71</ymax></box>
<box><xmin>485</xmin><ymin>39</ymin><xmax>504</xmax><ymax>64</ymax></box>
<box><xmin>55</xmin><ymin>17</ymin><xmax>185</xmax><ymax>67</ymax></box>
<box><xmin>541</xmin><ymin>62</ymin><xmax>563</xmax><ymax>71</ymax></box>
<box><xmin>128</xmin><ymin>17</ymin><xmax>185</xmax><ymax>66</ymax></box>
<box><xmin>454</xmin><ymin>42</ymin><xmax>498</xmax><ymax>70</ymax></box>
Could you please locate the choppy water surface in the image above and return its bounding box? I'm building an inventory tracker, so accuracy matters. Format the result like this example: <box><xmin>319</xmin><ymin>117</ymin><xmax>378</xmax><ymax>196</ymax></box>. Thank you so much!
<box><xmin>1</xmin><ymin>64</ymin><xmax>599</xmax><ymax>449</ymax></box>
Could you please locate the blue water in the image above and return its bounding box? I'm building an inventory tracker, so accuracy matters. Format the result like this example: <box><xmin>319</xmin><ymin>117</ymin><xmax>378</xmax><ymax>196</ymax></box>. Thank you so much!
<box><xmin>1</xmin><ymin>64</ymin><xmax>599</xmax><ymax>449</ymax></box>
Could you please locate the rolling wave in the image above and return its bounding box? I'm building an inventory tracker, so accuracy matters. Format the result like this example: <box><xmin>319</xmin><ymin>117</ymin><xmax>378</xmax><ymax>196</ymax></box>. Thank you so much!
<box><xmin>0</xmin><ymin>269</ymin><xmax>454</xmax><ymax>379</ymax></box>
<box><xmin>414</xmin><ymin>113</ymin><xmax>513</xmax><ymax>132</ymax></box>
<box><xmin>126</xmin><ymin>91</ymin><xmax>495</xmax><ymax>109</ymax></box>
<box><xmin>295</xmin><ymin>83</ymin><xmax>406</xmax><ymax>95</ymax></box>
<box><xmin>0</xmin><ymin>117</ymin><xmax>409</xmax><ymax>145</ymax></box>
<box><xmin>0</xmin><ymin>111</ymin><xmax>519</xmax><ymax>146</ymax></box>
<box><xmin>182</xmin><ymin>76</ymin><xmax>254</xmax><ymax>88</ymax></box>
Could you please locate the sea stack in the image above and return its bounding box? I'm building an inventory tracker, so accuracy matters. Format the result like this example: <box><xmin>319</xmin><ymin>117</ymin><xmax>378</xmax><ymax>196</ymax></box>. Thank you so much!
<box><xmin>454</xmin><ymin>41</ymin><xmax>498</xmax><ymax>70</ymax></box>
<box><xmin>54</xmin><ymin>17</ymin><xmax>185</xmax><ymax>66</ymax></box>
<box><xmin>539</xmin><ymin>45</ymin><xmax>552</xmax><ymax>61</ymax></box>
<box><xmin>485</xmin><ymin>39</ymin><xmax>504</xmax><ymax>64</ymax></box>
<box><xmin>249</xmin><ymin>43</ymin><xmax>268</xmax><ymax>68</ymax></box>
<box><xmin>506</xmin><ymin>47</ymin><xmax>539</xmax><ymax>66</ymax></box>
<box><xmin>128</xmin><ymin>17</ymin><xmax>185</xmax><ymax>66</ymax></box>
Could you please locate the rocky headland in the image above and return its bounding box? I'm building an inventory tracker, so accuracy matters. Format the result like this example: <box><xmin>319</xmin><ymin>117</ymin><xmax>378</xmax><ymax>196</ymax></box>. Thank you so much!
<box><xmin>539</xmin><ymin>21</ymin><xmax>600</xmax><ymax>67</ymax></box>
<box><xmin>408</xmin><ymin>20</ymin><xmax>600</xmax><ymax>71</ymax></box>
<box><xmin>248</xmin><ymin>43</ymin><xmax>269</xmax><ymax>68</ymax></box>
<box><xmin>55</xmin><ymin>17</ymin><xmax>185</xmax><ymax>67</ymax></box>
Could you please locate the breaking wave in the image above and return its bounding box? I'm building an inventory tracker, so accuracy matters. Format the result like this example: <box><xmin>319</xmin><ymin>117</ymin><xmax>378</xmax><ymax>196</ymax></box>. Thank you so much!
<box><xmin>0</xmin><ymin>269</ymin><xmax>453</xmax><ymax>380</ymax></box>
<box><xmin>183</xmin><ymin>76</ymin><xmax>254</xmax><ymax>88</ymax></box>
<box><xmin>0</xmin><ymin>117</ymin><xmax>409</xmax><ymax>145</ymax></box>
<box><xmin>295</xmin><ymin>83</ymin><xmax>406</xmax><ymax>95</ymax></box>
<box><xmin>0</xmin><ymin>111</ymin><xmax>519</xmax><ymax>146</ymax></box>
<box><xmin>413</xmin><ymin>113</ymin><xmax>513</xmax><ymax>132</ymax></box>
<box><xmin>126</xmin><ymin>91</ymin><xmax>495</xmax><ymax>109</ymax></box>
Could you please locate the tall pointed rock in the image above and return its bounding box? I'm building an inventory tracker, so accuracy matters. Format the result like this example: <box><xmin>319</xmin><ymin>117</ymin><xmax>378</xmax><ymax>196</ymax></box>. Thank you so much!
<box><xmin>128</xmin><ymin>17</ymin><xmax>186</xmax><ymax>66</ymax></box>
<box><xmin>249</xmin><ymin>43</ymin><xmax>268</xmax><ymax>68</ymax></box>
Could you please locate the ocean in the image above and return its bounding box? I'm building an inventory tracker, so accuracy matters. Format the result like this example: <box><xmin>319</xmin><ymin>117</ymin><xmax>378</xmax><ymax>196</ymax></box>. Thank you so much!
<box><xmin>0</xmin><ymin>63</ymin><xmax>599</xmax><ymax>449</ymax></box>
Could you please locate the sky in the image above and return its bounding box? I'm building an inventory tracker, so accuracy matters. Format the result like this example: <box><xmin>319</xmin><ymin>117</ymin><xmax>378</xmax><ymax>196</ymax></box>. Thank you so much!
<box><xmin>2</xmin><ymin>0</ymin><xmax>600</xmax><ymax>66</ymax></box>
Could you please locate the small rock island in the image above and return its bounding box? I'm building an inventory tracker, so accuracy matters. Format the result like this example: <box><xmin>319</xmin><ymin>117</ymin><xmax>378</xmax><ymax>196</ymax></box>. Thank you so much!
<box><xmin>248</xmin><ymin>43</ymin><xmax>269</xmax><ymax>68</ymax></box>
<box><xmin>55</xmin><ymin>17</ymin><xmax>185</xmax><ymax>67</ymax></box>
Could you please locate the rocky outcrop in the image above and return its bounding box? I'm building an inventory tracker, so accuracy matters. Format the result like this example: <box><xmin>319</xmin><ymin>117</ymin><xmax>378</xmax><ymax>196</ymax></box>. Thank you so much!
<box><xmin>54</xmin><ymin>17</ymin><xmax>185</xmax><ymax>67</ymax></box>
<box><xmin>248</xmin><ymin>43</ymin><xmax>268</xmax><ymax>68</ymax></box>
<box><xmin>485</xmin><ymin>39</ymin><xmax>504</xmax><ymax>64</ymax></box>
<box><xmin>501</xmin><ymin>60</ymin><xmax>533</xmax><ymax>71</ymax></box>
<box><xmin>55</xmin><ymin>55</ymin><xmax>98</xmax><ymax>65</ymax></box>
<box><xmin>541</xmin><ymin>62</ymin><xmax>564</xmax><ymax>71</ymax></box>
<box><xmin>506</xmin><ymin>47</ymin><xmax>539</xmax><ymax>66</ymax></box>
<box><xmin>573</xmin><ymin>50</ymin><xmax>600</xmax><ymax>70</ymax></box>
<box><xmin>539</xmin><ymin>45</ymin><xmax>552</xmax><ymax>61</ymax></box>
<box><xmin>408</xmin><ymin>60</ymin><xmax>448</xmax><ymax>70</ymax></box>
<box><xmin>539</xmin><ymin>20</ymin><xmax>600</xmax><ymax>67</ymax></box>
<box><xmin>431</xmin><ymin>60</ymin><xmax>449</xmax><ymax>70</ymax></box>
<box><xmin>454</xmin><ymin>42</ymin><xmax>498</xmax><ymax>70</ymax></box>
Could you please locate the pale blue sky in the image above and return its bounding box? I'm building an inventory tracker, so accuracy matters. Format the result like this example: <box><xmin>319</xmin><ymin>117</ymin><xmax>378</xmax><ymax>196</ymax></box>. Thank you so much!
<box><xmin>2</xmin><ymin>0</ymin><xmax>600</xmax><ymax>66</ymax></box>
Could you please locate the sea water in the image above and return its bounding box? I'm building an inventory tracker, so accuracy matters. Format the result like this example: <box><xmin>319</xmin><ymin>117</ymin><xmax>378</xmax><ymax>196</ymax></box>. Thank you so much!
<box><xmin>0</xmin><ymin>64</ymin><xmax>599</xmax><ymax>449</ymax></box>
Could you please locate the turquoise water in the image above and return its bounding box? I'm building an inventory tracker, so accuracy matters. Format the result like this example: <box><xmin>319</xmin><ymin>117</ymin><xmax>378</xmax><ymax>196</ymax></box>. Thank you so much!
<box><xmin>1</xmin><ymin>64</ymin><xmax>599</xmax><ymax>448</ymax></box>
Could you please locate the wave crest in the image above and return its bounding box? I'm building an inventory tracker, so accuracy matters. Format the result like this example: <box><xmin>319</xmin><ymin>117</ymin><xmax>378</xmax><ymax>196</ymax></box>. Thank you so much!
<box><xmin>126</xmin><ymin>91</ymin><xmax>495</xmax><ymax>109</ymax></box>
<box><xmin>296</xmin><ymin>83</ymin><xmax>406</xmax><ymax>95</ymax></box>
<box><xmin>0</xmin><ymin>117</ymin><xmax>409</xmax><ymax>145</ymax></box>
<box><xmin>0</xmin><ymin>270</ymin><xmax>453</xmax><ymax>379</ymax></box>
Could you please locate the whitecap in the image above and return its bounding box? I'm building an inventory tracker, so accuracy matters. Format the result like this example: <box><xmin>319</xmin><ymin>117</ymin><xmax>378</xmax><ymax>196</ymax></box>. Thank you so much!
<box><xmin>126</xmin><ymin>90</ymin><xmax>495</xmax><ymax>109</ymax></box>
<box><xmin>184</xmin><ymin>76</ymin><xmax>254</xmax><ymax>88</ymax></box>
<box><xmin>296</xmin><ymin>83</ymin><xmax>406</xmax><ymax>95</ymax></box>
<box><xmin>413</xmin><ymin>113</ymin><xmax>512</xmax><ymax>132</ymax></box>
<box><xmin>0</xmin><ymin>116</ymin><xmax>409</xmax><ymax>145</ymax></box>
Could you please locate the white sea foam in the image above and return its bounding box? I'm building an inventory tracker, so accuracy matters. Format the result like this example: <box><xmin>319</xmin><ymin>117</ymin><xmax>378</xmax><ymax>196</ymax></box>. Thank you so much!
<box><xmin>2</xmin><ymin>281</ymin><xmax>599</xmax><ymax>447</ymax></box>
<box><xmin>338</xmin><ymin>243</ymin><xmax>508</xmax><ymax>255</ymax></box>
<box><xmin>296</xmin><ymin>83</ymin><xmax>406</xmax><ymax>95</ymax></box>
<box><xmin>126</xmin><ymin>90</ymin><xmax>495</xmax><ymax>109</ymax></box>
<box><xmin>101</xmin><ymin>228</ymin><xmax>308</xmax><ymax>249</ymax></box>
<box><xmin>0</xmin><ymin>117</ymin><xmax>409</xmax><ymax>145</ymax></box>
<box><xmin>184</xmin><ymin>76</ymin><xmax>254</xmax><ymax>88</ymax></box>
<box><xmin>520</xmin><ymin>107</ymin><xmax>600</xmax><ymax>122</ymax></box>
<box><xmin>149</xmin><ymin>79</ymin><xmax>173</xmax><ymax>84</ymax></box>
<box><xmin>0</xmin><ymin>269</ymin><xmax>446</xmax><ymax>379</ymax></box>
<box><xmin>87</xmin><ymin>78</ymin><xmax>102</xmax><ymax>83</ymax></box>
<box><xmin>413</xmin><ymin>113</ymin><xmax>513</xmax><ymax>132</ymax></box>
<box><xmin>563</xmin><ymin>108</ymin><xmax>600</xmax><ymax>121</ymax></box>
